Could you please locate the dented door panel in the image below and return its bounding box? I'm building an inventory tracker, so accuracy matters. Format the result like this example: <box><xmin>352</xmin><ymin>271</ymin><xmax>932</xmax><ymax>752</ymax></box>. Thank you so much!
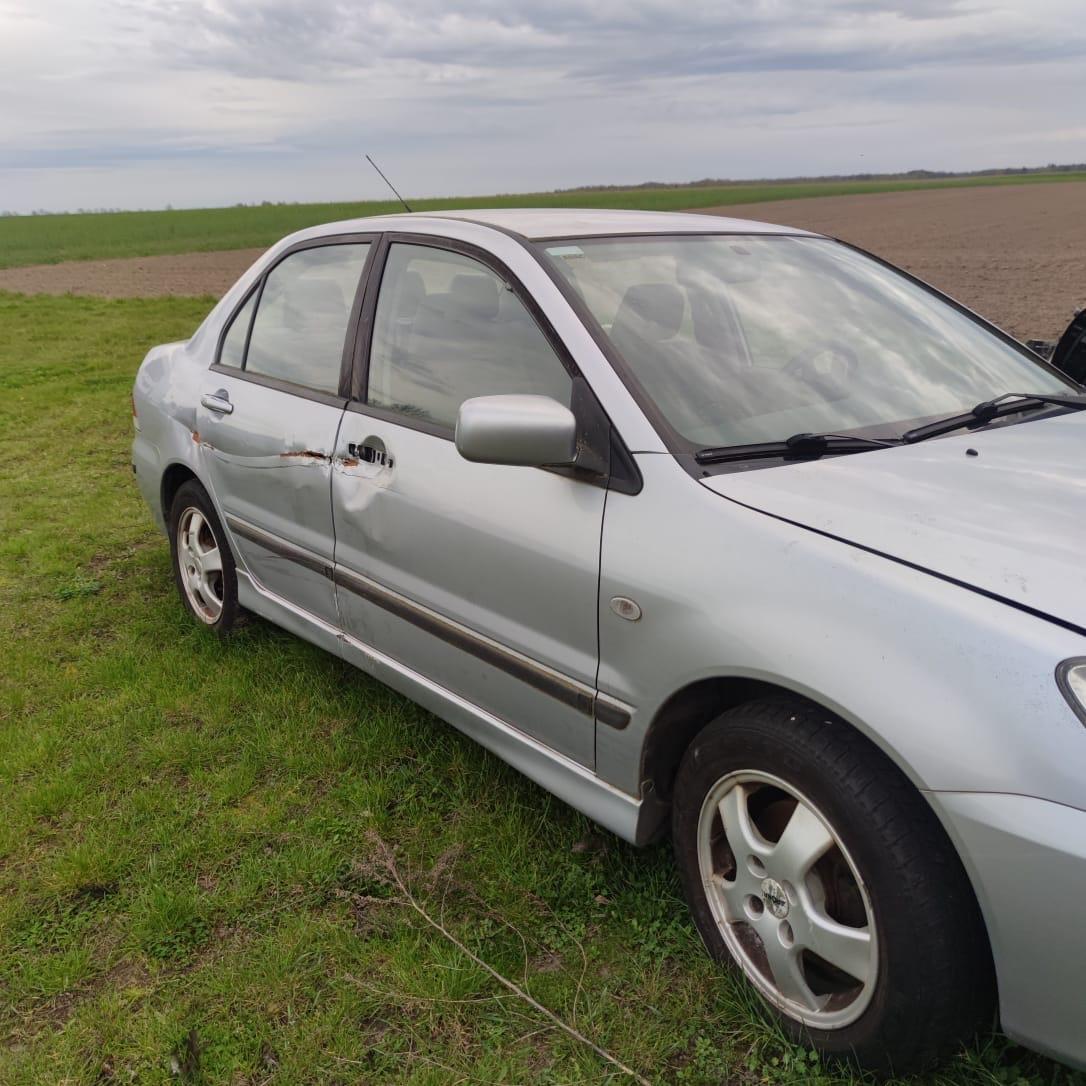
<box><xmin>195</xmin><ymin>374</ymin><xmax>345</xmax><ymax>623</ymax></box>
<box><xmin>330</xmin><ymin>413</ymin><xmax>604</xmax><ymax>766</ymax></box>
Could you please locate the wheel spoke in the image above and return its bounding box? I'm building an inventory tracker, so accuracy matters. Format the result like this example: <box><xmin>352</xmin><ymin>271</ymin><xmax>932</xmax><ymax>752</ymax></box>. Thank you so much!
<box><xmin>191</xmin><ymin>514</ymin><xmax>207</xmax><ymax>556</ymax></box>
<box><xmin>718</xmin><ymin>784</ymin><xmax>772</xmax><ymax>864</ymax></box>
<box><xmin>187</xmin><ymin>511</ymin><xmax>205</xmax><ymax>553</ymax></box>
<box><xmin>804</xmin><ymin>914</ymin><xmax>872</xmax><ymax>983</ymax></box>
<box><xmin>196</xmin><ymin>576</ymin><xmax>223</xmax><ymax>615</ymax></box>
<box><xmin>770</xmin><ymin>802</ymin><xmax>834</xmax><ymax>883</ymax></box>
<box><xmin>202</xmin><ymin>572</ymin><xmax>222</xmax><ymax>603</ymax></box>
<box><xmin>710</xmin><ymin>873</ymin><xmax>748</xmax><ymax>923</ymax></box>
<box><xmin>201</xmin><ymin>546</ymin><xmax>222</xmax><ymax>574</ymax></box>
<box><xmin>761</xmin><ymin>925</ymin><xmax>821</xmax><ymax>1011</ymax></box>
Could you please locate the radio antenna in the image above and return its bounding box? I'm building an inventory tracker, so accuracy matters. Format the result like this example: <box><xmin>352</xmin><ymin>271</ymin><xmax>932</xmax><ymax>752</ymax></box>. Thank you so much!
<box><xmin>365</xmin><ymin>154</ymin><xmax>413</xmax><ymax>212</ymax></box>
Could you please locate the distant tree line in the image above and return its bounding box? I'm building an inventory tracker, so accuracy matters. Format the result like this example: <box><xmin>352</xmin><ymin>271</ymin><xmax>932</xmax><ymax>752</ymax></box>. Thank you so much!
<box><xmin>3</xmin><ymin>164</ymin><xmax>1085</xmax><ymax>217</ymax></box>
<box><xmin>562</xmin><ymin>163</ymin><xmax>1086</xmax><ymax>192</ymax></box>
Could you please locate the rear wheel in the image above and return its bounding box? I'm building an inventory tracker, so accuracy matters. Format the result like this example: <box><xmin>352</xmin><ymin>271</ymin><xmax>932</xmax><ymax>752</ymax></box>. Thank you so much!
<box><xmin>672</xmin><ymin>696</ymin><xmax>992</xmax><ymax>1074</ymax></box>
<box><xmin>168</xmin><ymin>480</ymin><xmax>240</xmax><ymax>635</ymax></box>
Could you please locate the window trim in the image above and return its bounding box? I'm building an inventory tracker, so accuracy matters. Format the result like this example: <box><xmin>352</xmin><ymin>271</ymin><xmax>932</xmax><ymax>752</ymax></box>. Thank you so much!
<box><xmin>343</xmin><ymin>231</ymin><xmax>643</xmax><ymax>493</ymax></box>
<box><xmin>346</xmin><ymin>232</ymin><xmax>582</xmax><ymax>436</ymax></box>
<box><xmin>210</xmin><ymin>233</ymin><xmax>379</xmax><ymax>405</ymax></box>
<box><xmin>215</xmin><ymin>281</ymin><xmax>259</xmax><ymax>373</ymax></box>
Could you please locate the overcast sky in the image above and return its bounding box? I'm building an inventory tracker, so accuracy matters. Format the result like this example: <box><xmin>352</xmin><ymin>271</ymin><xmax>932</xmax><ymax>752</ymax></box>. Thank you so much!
<box><xmin>1</xmin><ymin>0</ymin><xmax>1084</xmax><ymax>213</ymax></box>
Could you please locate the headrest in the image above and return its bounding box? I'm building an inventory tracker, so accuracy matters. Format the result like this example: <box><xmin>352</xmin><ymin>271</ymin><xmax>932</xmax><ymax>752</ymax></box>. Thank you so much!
<box><xmin>393</xmin><ymin>269</ymin><xmax>426</xmax><ymax>318</ymax></box>
<box><xmin>450</xmin><ymin>273</ymin><xmax>500</xmax><ymax>320</ymax></box>
<box><xmin>612</xmin><ymin>283</ymin><xmax>684</xmax><ymax>343</ymax></box>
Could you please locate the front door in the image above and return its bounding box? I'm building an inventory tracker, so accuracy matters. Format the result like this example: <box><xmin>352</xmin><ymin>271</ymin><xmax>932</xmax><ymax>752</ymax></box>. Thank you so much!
<box><xmin>331</xmin><ymin>239</ymin><xmax>604</xmax><ymax>765</ymax></box>
<box><xmin>197</xmin><ymin>239</ymin><xmax>373</xmax><ymax>624</ymax></box>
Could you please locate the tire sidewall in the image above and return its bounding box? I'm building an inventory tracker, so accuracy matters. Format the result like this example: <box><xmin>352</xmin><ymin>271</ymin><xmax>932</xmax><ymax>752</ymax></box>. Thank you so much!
<box><xmin>167</xmin><ymin>480</ymin><xmax>239</xmax><ymax>636</ymax></box>
<box><xmin>672</xmin><ymin>703</ymin><xmax>954</xmax><ymax>1066</ymax></box>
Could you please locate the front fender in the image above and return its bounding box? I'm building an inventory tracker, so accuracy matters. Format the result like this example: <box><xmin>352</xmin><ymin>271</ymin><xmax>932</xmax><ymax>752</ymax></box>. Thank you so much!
<box><xmin>597</xmin><ymin>455</ymin><xmax>1086</xmax><ymax>813</ymax></box>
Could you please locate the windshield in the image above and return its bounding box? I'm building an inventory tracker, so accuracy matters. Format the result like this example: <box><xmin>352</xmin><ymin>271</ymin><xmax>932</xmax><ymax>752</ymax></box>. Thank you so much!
<box><xmin>538</xmin><ymin>235</ymin><xmax>1074</xmax><ymax>451</ymax></box>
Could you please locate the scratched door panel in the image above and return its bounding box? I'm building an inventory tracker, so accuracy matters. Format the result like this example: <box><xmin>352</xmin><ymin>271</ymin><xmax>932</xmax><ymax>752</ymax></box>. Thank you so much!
<box><xmin>196</xmin><ymin>376</ymin><xmax>344</xmax><ymax>624</ymax></box>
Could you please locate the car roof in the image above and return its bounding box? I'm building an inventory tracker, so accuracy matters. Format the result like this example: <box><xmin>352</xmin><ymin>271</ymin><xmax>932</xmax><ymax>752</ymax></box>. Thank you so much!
<box><xmin>423</xmin><ymin>207</ymin><xmax>816</xmax><ymax>239</ymax></box>
<box><xmin>309</xmin><ymin>206</ymin><xmax>819</xmax><ymax>242</ymax></box>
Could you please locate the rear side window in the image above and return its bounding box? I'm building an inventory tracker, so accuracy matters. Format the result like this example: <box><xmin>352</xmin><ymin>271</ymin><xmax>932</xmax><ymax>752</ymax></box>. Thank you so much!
<box><xmin>218</xmin><ymin>289</ymin><xmax>256</xmax><ymax>368</ymax></box>
<box><xmin>239</xmin><ymin>243</ymin><xmax>370</xmax><ymax>394</ymax></box>
<box><xmin>366</xmin><ymin>244</ymin><xmax>571</xmax><ymax>431</ymax></box>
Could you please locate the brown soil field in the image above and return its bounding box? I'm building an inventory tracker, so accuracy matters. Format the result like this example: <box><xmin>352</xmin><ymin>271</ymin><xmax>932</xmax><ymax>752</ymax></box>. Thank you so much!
<box><xmin>701</xmin><ymin>181</ymin><xmax>1086</xmax><ymax>340</ymax></box>
<box><xmin>0</xmin><ymin>247</ymin><xmax>267</xmax><ymax>302</ymax></box>
<box><xmin>1</xmin><ymin>181</ymin><xmax>1083</xmax><ymax>340</ymax></box>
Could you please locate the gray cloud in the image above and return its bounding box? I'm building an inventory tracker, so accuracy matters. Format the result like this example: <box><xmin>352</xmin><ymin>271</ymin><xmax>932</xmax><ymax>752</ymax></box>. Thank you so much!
<box><xmin>1</xmin><ymin>0</ymin><xmax>1084</xmax><ymax>212</ymax></box>
<box><xmin>136</xmin><ymin>0</ymin><xmax>1083</xmax><ymax>80</ymax></box>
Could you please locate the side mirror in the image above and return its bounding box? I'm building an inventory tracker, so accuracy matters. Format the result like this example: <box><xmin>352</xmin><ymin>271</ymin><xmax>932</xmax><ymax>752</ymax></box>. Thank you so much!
<box><xmin>455</xmin><ymin>394</ymin><xmax>577</xmax><ymax>467</ymax></box>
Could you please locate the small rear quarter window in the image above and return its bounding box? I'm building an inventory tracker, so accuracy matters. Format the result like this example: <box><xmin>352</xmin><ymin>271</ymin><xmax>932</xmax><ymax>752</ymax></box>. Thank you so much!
<box><xmin>218</xmin><ymin>289</ymin><xmax>257</xmax><ymax>368</ymax></box>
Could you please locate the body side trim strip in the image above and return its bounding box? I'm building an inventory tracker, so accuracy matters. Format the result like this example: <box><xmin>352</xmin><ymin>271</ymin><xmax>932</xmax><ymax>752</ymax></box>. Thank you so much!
<box><xmin>333</xmin><ymin>564</ymin><xmax>597</xmax><ymax>716</ymax></box>
<box><xmin>225</xmin><ymin>514</ymin><xmax>333</xmax><ymax>579</ymax></box>
<box><xmin>337</xmin><ymin>625</ymin><xmax>638</xmax><ymax>802</ymax></box>
<box><xmin>594</xmin><ymin>692</ymin><xmax>634</xmax><ymax>730</ymax></box>
<box><xmin>234</xmin><ymin>568</ymin><xmax>644</xmax><ymax>839</ymax></box>
<box><xmin>226</xmin><ymin>519</ymin><xmax>632</xmax><ymax>723</ymax></box>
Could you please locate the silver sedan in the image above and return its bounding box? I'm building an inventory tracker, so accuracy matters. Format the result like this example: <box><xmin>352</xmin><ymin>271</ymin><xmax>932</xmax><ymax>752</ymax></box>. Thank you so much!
<box><xmin>132</xmin><ymin>208</ymin><xmax>1086</xmax><ymax>1074</ymax></box>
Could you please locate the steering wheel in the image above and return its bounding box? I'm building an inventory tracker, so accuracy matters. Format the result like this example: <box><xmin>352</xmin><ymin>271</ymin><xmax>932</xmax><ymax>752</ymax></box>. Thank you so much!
<box><xmin>782</xmin><ymin>341</ymin><xmax>860</xmax><ymax>395</ymax></box>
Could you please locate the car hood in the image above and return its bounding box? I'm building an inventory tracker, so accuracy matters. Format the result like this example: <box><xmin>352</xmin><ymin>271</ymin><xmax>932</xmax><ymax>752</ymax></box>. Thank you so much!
<box><xmin>700</xmin><ymin>411</ymin><xmax>1086</xmax><ymax>630</ymax></box>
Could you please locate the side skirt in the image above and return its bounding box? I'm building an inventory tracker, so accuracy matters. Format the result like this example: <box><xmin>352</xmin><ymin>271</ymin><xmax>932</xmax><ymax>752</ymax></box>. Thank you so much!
<box><xmin>235</xmin><ymin>570</ymin><xmax>646</xmax><ymax>844</ymax></box>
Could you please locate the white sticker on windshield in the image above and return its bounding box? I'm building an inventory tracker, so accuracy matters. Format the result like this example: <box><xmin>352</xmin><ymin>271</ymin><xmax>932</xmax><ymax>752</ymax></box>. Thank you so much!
<box><xmin>547</xmin><ymin>245</ymin><xmax>584</xmax><ymax>259</ymax></box>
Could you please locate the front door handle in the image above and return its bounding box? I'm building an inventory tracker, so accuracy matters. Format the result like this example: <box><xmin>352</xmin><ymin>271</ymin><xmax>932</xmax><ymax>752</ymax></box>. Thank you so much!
<box><xmin>201</xmin><ymin>390</ymin><xmax>234</xmax><ymax>415</ymax></box>
<box><xmin>348</xmin><ymin>442</ymin><xmax>393</xmax><ymax>468</ymax></box>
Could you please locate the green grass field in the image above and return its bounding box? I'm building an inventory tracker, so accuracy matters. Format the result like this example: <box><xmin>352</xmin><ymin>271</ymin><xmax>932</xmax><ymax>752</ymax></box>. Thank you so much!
<box><xmin>3</xmin><ymin>292</ymin><xmax>1085</xmax><ymax>1085</ymax></box>
<box><xmin>3</xmin><ymin>171</ymin><xmax>1085</xmax><ymax>269</ymax></box>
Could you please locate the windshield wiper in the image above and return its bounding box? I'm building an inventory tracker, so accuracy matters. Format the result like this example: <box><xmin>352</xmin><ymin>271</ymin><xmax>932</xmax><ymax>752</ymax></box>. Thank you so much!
<box><xmin>901</xmin><ymin>392</ymin><xmax>1086</xmax><ymax>444</ymax></box>
<box><xmin>695</xmin><ymin>432</ymin><xmax>897</xmax><ymax>465</ymax></box>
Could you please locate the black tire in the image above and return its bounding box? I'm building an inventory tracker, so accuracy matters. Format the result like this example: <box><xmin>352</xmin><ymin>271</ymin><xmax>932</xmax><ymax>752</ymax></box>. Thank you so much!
<box><xmin>167</xmin><ymin>479</ymin><xmax>240</xmax><ymax>636</ymax></box>
<box><xmin>672</xmin><ymin>695</ymin><xmax>993</xmax><ymax>1075</ymax></box>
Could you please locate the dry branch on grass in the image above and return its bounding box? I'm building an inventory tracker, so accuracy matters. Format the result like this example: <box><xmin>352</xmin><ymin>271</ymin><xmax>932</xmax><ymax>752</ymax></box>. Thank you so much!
<box><xmin>341</xmin><ymin>831</ymin><xmax>654</xmax><ymax>1086</ymax></box>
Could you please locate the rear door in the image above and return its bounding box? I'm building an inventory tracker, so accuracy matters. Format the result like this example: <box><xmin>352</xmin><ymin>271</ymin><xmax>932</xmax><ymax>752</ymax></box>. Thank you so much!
<box><xmin>330</xmin><ymin>236</ymin><xmax>612</xmax><ymax>766</ymax></box>
<box><xmin>197</xmin><ymin>237</ymin><xmax>375</xmax><ymax>624</ymax></box>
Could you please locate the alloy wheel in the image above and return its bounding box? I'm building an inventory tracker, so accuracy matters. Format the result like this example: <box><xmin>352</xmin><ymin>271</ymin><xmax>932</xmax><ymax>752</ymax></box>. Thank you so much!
<box><xmin>696</xmin><ymin>770</ymin><xmax>878</xmax><ymax>1029</ymax></box>
<box><xmin>176</xmin><ymin>506</ymin><xmax>225</xmax><ymax>623</ymax></box>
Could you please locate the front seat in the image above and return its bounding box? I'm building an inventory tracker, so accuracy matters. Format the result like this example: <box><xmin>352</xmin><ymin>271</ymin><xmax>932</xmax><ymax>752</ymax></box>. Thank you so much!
<box><xmin>607</xmin><ymin>282</ymin><xmax>690</xmax><ymax>400</ymax></box>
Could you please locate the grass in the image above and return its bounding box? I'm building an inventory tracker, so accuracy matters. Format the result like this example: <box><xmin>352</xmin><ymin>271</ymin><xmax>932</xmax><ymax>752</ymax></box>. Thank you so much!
<box><xmin>3</xmin><ymin>171</ymin><xmax>1086</xmax><ymax>269</ymax></box>
<box><xmin>2</xmin><ymin>289</ymin><xmax>1085</xmax><ymax>1085</ymax></box>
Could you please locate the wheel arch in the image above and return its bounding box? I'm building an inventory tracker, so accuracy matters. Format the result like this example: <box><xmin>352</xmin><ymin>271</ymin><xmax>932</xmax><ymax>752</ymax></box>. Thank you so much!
<box><xmin>636</xmin><ymin>673</ymin><xmax>997</xmax><ymax>1010</ymax></box>
<box><xmin>160</xmin><ymin>461</ymin><xmax>201</xmax><ymax>522</ymax></box>
<box><xmin>639</xmin><ymin>676</ymin><xmax>782</xmax><ymax>807</ymax></box>
<box><xmin>638</xmin><ymin>673</ymin><xmax>922</xmax><ymax>807</ymax></box>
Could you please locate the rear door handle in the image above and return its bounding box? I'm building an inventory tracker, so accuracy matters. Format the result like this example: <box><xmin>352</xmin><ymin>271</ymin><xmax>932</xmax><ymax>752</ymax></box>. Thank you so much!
<box><xmin>201</xmin><ymin>390</ymin><xmax>234</xmax><ymax>415</ymax></box>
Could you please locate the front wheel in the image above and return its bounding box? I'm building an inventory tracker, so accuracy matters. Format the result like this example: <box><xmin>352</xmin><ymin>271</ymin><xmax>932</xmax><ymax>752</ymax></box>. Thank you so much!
<box><xmin>672</xmin><ymin>696</ymin><xmax>992</xmax><ymax>1075</ymax></box>
<box><xmin>168</xmin><ymin>480</ymin><xmax>240</xmax><ymax>635</ymax></box>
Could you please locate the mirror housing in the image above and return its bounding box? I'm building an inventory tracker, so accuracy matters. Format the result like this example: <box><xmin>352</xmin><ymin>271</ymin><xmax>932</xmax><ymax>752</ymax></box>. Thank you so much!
<box><xmin>455</xmin><ymin>394</ymin><xmax>578</xmax><ymax>467</ymax></box>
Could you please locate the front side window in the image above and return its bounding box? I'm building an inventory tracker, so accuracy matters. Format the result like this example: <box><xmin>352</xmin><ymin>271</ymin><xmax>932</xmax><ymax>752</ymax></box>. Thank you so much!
<box><xmin>366</xmin><ymin>244</ymin><xmax>572</xmax><ymax>430</ymax></box>
<box><xmin>243</xmin><ymin>243</ymin><xmax>371</xmax><ymax>394</ymax></box>
<box><xmin>540</xmin><ymin>235</ymin><xmax>1074</xmax><ymax>451</ymax></box>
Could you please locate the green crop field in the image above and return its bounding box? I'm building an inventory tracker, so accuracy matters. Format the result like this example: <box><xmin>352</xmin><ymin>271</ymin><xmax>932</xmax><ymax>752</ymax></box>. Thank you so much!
<box><xmin>3</xmin><ymin>171</ymin><xmax>1085</xmax><ymax>269</ymax></box>
<box><xmin>3</xmin><ymin>290</ymin><xmax>1084</xmax><ymax>1084</ymax></box>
